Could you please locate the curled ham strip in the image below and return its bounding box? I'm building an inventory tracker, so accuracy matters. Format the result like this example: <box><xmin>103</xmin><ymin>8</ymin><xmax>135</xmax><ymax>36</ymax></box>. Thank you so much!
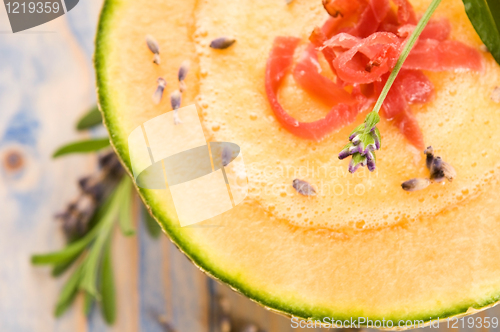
<box><xmin>325</xmin><ymin>32</ymin><xmax>401</xmax><ymax>84</ymax></box>
<box><xmin>398</xmin><ymin>70</ymin><xmax>434</xmax><ymax>104</ymax></box>
<box><xmin>265</xmin><ymin>37</ymin><xmax>357</xmax><ymax>141</ymax></box>
<box><xmin>264</xmin><ymin>0</ymin><xmax>483</xmax><ymax>148</ymax></box>
<box><xmin>404</xmin><ymin>39</ymin><xmax>483</xmax><ymax>71</ymax></box>
<box><xmin>393</xmin><ymin>111</ymin><xmax>425</xmax><ymax>150</ymax></box>
<box><xmin>348</xmin><ymin>0</ymin><xmax>390</xmax><ymax>37</ymax></box>
<box><xmin>420</xmin><ymin>19</ymin><xmax>451</xmax><ymax>40</ymax></box>
<box><xmin>292</xmin><ymin>45</ymin><xmax>354</xmax><ymax>106</ymax></box>
<box><xmin>323</xmin><ymin>28</ymin><xmax>482</xmax><ymax>84</ymax></box>
<box><xmin>394</xmin><ymin>0</ymin><xmax>417</xmax><ymax>25</ymax></box>
<box><xmin>373</xmin><ymin>70</ymin><xmax>432</xmax><ymax>150</ymax></box>
<box><xmin>309</xmin><ymin>27</ymin><xmax>338</xmax><ymax>75</ymax></box>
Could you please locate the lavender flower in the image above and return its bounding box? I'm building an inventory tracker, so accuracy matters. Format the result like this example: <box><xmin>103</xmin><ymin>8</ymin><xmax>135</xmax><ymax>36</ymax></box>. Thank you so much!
<box><xmin>338</xmin><ymin>111</ymin><xmax>381</xmax><ymax>173</ymax></box>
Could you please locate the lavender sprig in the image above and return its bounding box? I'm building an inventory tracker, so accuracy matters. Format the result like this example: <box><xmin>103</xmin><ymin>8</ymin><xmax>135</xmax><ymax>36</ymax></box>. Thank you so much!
<box><xmin>338</xmin><ymin>0</ymin><xmax>442</xmax><ymax>173</ymax></box>
<box><xmin>339</xmin><ymin>112</ymin><xmax>381</xmax><ymax>173</ymax></box>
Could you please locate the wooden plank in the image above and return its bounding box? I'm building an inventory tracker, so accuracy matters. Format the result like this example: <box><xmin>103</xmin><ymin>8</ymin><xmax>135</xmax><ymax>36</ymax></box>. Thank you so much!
<box><xmin>136</xmin><ymin>203</ymin><xmax>169</xmax><ymax>332</ymax></box>
<box><xmin>0</xmin><ymin>0</ymin><xmax>103</xmax><ymax>330</ymax></box>
<box><xmin>162</xmin><ymin>234</ymin><xmax>210</xmax><ymax>332</ymax></box>
<box><xmin>109</xmin><ymin>197</ymin><xmax>140</xmax><ymax>332</ymax></box>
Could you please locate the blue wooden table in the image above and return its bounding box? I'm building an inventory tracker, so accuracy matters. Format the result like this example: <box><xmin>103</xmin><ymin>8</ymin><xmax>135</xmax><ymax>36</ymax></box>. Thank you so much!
<box><xmin>1</xmin><ymin>1</ymin><xmax>500</xmax><ymax>331</ymax></box>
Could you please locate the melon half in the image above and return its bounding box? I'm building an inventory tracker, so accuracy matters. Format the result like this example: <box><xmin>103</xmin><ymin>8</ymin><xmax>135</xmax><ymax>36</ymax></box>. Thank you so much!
<box><xmin>95</xmin><ymin>0</ymin><xmax>500</xmax><ymax>328</ymax></box>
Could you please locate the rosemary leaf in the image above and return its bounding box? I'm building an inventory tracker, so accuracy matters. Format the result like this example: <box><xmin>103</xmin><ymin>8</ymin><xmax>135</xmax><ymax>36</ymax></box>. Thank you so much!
<box><xmin>143</xmin><ymin>205</ymin><xmax>161</xmax><ymax>238</ymax></box>
<box><xmin>31</xmin><ymin>225</ymin><xmax>100</xmax><ymax>265</ymax></box>
<box><xmin>118</xmin><ymin>177</ymin><xmax>135</xmax><ymax>236</ymax></box>
<box><xmin>53</xmin><ymin>138</ymin><xmax>110</xmax><ymax>158</ymax></box>
<box><xmin>51</xmin><ymin>259</ymin><xmax>78</xmax><ymax>277</ymax></box>
<box><xmin>100</xmin><ymin>238</ymin><xmax>116</xmax><ymax>324</ymax></box>
<box><xmin>76</xmin><ymin>106</ymin><xmax>103</xmax><ymax>131</ymax></box>
<box><xmin>83</xmin><ymin>291</ymin><xmax>94</xmax><ymax>316</ymax></box>
<box><xmin>54</xmin><ymin>265</ymin><xmax>84</xmax><ymax>317</ymax></box>
<box><xmin>78</xmin><ymin>178</ymin><xmax>124</xmax><ymax>298</ymax></box>
<box><xmin>462</xmin><ymin>0</ymin><xmax>500</xmax><ymax>65</ymax></box>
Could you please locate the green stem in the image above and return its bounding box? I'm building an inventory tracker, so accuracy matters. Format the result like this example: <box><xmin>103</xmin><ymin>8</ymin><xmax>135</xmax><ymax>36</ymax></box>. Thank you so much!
<box><xmin>372</xmin><ymin>0</ymin><xmax>442</xmax><ymax>114</ymax></box>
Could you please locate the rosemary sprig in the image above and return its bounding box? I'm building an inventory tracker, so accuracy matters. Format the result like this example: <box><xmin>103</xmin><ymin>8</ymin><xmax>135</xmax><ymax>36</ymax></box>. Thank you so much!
<box><xmin>32</xmin><ymin>177</ymin><xmax>132</xmax><ymax>321</ymax></box>
<box><xmin>338</xmin><ymin>0</ymin><xmax>442</xmax><ymax>173</ymax></box>
<box><xmin>31</xmin><ymin>105</ymin><xmax>161</xmax><ymax>324</ymax></box>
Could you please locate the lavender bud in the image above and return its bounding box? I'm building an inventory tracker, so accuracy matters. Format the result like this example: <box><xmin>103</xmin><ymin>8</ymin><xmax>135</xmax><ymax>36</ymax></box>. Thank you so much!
<box><xmin>430</xmin><ymin>156</ymin><xmax>445</xmax><ymax>182</ymax></box>
<box><xmin>371</xmin><ymin>127</ymin><xmax>381</xmax><ymax>150</ymax></box>
<box><xmin>367</xmin><ymin>159</ymin><xmax>376</xmax><ymax>172</ymax></box>
<box><xmin>424</xmin><ymin>146</ymin><xmax>434</xmax><ymax>170</ymax></box>
<box><xmin>351</xmin><ymin>134</ymin><xmax>361</xmax><ymax>145</ymax></box>
<box><xmin>348</xmin><ymin>159</ymin><xmax>361</xmax><ymax>173</ymax></box>
<box><xmin>178</xmin><ymin>60</ymin><xmax>190</xmax><ymax>82</ymax></box>
<box><xmin>171</xmin><ymin>90</ymin><xmax>182</xmax><ymax>125</ymax></box>
<box><xmin>338</xmin><ymin>149</ymin><xmax>352</xmax><ymax>160</ymax></box>
<box><xmin>441</xmin><ymin>161</ymin><xmax>456</xmax><ymax>182</ymax></box>
<box><xmin>338</xmin><ymin>143</ymin><xmax>355</xmax><ymax>160</ymax></box>
<box><xmin>366</xmin><ymin>151</ymin><xmax>376</xmax><ymax>172</ymax></box>
<box><xmin>357</xmin><ymin>143</ymin><xmax>365</xmax><ymax>154</ymax></box>
<box><xmin>430</xmin><ymin>157</ymin><xmax>456</xmax><ymax>182</ymax></box>
<box><xmin>210</xmin><ymin>37</ymin><xmax>236</xmax><ymax>49</ymax></box>
<box><xmin>152</xmin><ymin>78</ymin><xmax>166</xmax><ymax>104</ymax></box>
<box><xmin>401</xmin><ymin>178</ymin><xmax>431</xmax><ymax>192</ymax></box>
<box><xmin>348</xmin><ymin>153</ymin><xmax>368</xmax><ymax>173</ymax></box>
<box><xmin>292</xmin><ymin>179</ymin><xmax>317</xmax><ymax>196</ymax></box>
<box><xmin>170</xmin><ymin>90</ymin><xmax>182</xmax><ymax>110</ymax></box>
<box><xmin>145</xmin><ymin>35</ymin><xmax>160</xmax><ymax>64</ymax></box>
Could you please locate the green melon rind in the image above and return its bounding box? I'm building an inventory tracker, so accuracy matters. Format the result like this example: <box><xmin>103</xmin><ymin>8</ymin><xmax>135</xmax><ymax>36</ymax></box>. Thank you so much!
<box><xmin>94</xmin><ymin>0</ymin><xmax>500</xmax><ymax>328</ymax></box>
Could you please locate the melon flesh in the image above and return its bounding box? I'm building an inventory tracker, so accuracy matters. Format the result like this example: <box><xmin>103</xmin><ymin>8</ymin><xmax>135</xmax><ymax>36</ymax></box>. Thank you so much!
<box><xmin>95</xmin><ymin>0</ymin><xmax>500</xmax><ymax>326</ymax></box>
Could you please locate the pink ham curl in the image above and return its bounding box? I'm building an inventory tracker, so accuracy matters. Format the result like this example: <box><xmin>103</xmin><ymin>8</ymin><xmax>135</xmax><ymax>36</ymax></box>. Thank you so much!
<box><xmin>265</xmin><ymin>37</ymin><xmax>357</xmax><ymax>141</ymax></box>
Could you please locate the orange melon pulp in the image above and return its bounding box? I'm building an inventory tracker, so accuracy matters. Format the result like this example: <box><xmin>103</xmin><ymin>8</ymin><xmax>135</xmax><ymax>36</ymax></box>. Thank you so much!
<box><xmin>95</xmin><ymin>0</ymin><xmax>500</xmax><ymax>327</ymax></box>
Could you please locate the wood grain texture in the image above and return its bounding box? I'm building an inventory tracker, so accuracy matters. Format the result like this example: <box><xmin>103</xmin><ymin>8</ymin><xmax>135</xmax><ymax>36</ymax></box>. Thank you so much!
<box><xmin>0</xmin><ymin>0</ymin><xmax>100</xmax><ymax>330</ymax></box>
<box><xmin>1</xmin><ymin>0</ymin><xmax>500</xmax><ymax>331</ymax></box>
